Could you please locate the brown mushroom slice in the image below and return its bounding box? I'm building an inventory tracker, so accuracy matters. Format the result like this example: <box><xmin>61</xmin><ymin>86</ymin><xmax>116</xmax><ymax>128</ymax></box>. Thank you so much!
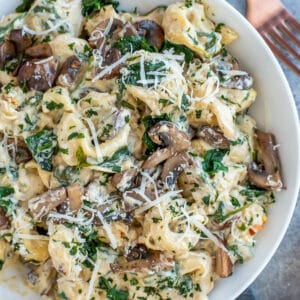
<box><xmin>111</xmin><ymin>169</ymin><xmax>138</xmax><ymax>192</ymax></box>
<box><xmin>66</xmin><ymin>183</ymin><xmax>83</xmax><ymax>212</ymax></box>
<box><xmin>89</xmin><ymin>18</ymin><xmax>124</xmax><ymax>49</ymax></box>
<box><xmin>25</xmin><ymin>43</ymin><xmax>53</xmax><ymax>58</ymax></box>
<box><xmin>110</xmin><ymin>251</ymin><xmax>174</xmax><ymax>273</ymax></box>
<box><xmin>56</xmin><ymin>55</ymin><xmax>84</xmax><ymax>88</ymax></box>
<box><xmin>125</xmin><ymin>244</ymin><xmax>150</xmax><ymax>262</ymax></box>
<box><xmin>134</xmin><ymin>20</ymin><xmax>165</xmax><ymax>50</ymax></box>
<box><xmin>26</xmin><ymin>259</ymin><xmax>57</xmax><ymax>296</ymax></box>
<box><xmin>248</xmin><ymin>130</ymin><xmax>283</xmax><ymax>191</ymax></box>
<box><xmin>215</xmin><ymin>247</ymin><xmax>233</xmax><ymax>278</ymax></box>
<box><xmin>197</xmin><ymin>125</ymin><xmax>230</xmax><ymax>149</ymax></box>
<box><xmin>18</xmin><ymin>57</ymin><xmax>59</xmax><ymax>92</ymax></box>
<box><xmin>9</xmin><ymin>29</ymin><xmax>32</xmax><ymax>52</ymax></box>
<box><xmin>142</xmin><ymin>148</ymin><xmax>172</xmax><ymax>169</ymax></box>
<box><xmin>0</xmin><ymin>41</ymin><xmax>16</xmax><ymax>68</ymax></box>
<box><xmin>148</xmin><ymin>121</ymin><xmax>190</xmax><ymax>153</ymax></box>
<box><xmin>28</xmin><ymin>187</ymin><xmax>67</xmax><ymax>220</ymax></box>
<box><xmin>7</xmin><ymin>137</ymin><xmax>32</xmax><ymax>164</ymax></box>
<box><xmin>0</xmin><ymin>207</ymin><xmax>9</xmax><ymax>230</ymax></box>
<box><xmin>160</xmin><ymin>152</ymin><xmax>192</xmax><ymax>187</ymax></box>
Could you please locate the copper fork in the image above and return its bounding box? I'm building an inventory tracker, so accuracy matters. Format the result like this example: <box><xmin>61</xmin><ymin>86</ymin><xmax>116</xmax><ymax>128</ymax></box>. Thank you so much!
<box><xmin>247</xmin><ymin>0</ymin><xmax>300</xmax><ymax>75</ymax></box>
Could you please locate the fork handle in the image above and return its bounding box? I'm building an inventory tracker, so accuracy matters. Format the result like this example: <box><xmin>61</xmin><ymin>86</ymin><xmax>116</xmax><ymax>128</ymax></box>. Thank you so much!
<box><xmin>247</xmin><ymin>0</ymin><xmax>283</xmax><ymax>28</ymax></box>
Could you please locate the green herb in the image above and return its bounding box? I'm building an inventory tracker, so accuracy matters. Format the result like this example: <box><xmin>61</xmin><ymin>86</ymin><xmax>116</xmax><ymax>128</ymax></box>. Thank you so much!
<box><xmin>98</xmin><ymin>146</ymin><xmax>130</xmax><ymax>172</ymax></box>
<box><xmin>121</xmin><ymin>61</ymin><xmax>166</xmax><ymax>90</ymax></box>
<box><xmin>25</xmin><ymin>129</ymin><xmax>58</xmax><ymax>171</ymax></box>
<box><xmin>85</xmin><ymin>109</ymin><xmax>98</xmax><ymax>117</ymax></box>
<box><xmin>25</xmin><ymin>92</ymin><xmax>43</xmax><ymax>106</ymax></box>
<box><xmin>24</xmin><ymin>113</ymin><xmax>37</xmax><ymax>130</ymax></box>
<box><xmin>141</xmin><ymin>114</ymin><xmax>172</xmax><ymax>152</ymax></box>
<box><xmin>3</xmin><ymin>81</ymin><xmax>14</xmax><ymax>94</ymax></box>
<box><xmin>152</xmin><ymin>217</ymin><xmax>162</xmax><ymax>223</ymax></box>
<box><xmin>76</xmin><ymin>147</ymin><xmax>89</xmax><ymax>168</ymax></box>
<box><xmin>114</xmin><ymin>36</ymin><xmax>156</xmax><ymax>54</ymax></box>
<box><xmin>0</xmin><ymin>167</ymin><xmax>18</xmax><ymax>180</ymax></box>
<box><xmin>57</xmin><ymin>291</ymin><xmax>69</xmax><ymax>300</ymax></box>
<box><xmin>195</xmin><ymin>110</ymin><xmax>202</xmax><ymax>119</ymax></box>
<box><xmin>230</xmin><ymin>138</ymin><xmax>244</xmax><ymax>146</ymax></box>
<box><xmin>98</xmin><ymin>277</ymin><xmax>129</xmax><ymax>300</ymax></box>
<box><xmin>198</xmin><ymin>32</ymin><xmax>218</xmax><ymax>52</ymax></box>
<box><xmin>184</xmin><ymin>0</ymin><xmax>193</xmax><ymax>8</ymax></box>
<box><xmin>202</xmin><ymin>195</ymin><xmax>210</xmax><ymax>205</ymax></box>
<box><xmin>230</xmin><ymin>197</ymin><xmax>240</xmax><ymax>207</ymax></box>
<box><xmin>54</xmin><ymin>166</ymin><xmax>80</xmax><ymax>186</ymax></box>
<box><xmin>240</xmin><ymin>187</ymin><xmax>267</xmax><ymax>200</ymax></box>
<box><xmin>130</xmin><ymin>278</ymin><xmax>138</xmax><ymax>286</ymax></box>
<box><xmin>15</xmin><ymin>0</ymin><xmax>34</xmax><ymax>12</ymax></box>
<box><xmin>162</xmin><ymin>41</ymin><xmax>194</xmax><ymax>63</ymax></box>
<box><xmin>188</xmin><ymin>33</ymin><xmax>199</xmax><ymax>45</ymax></box>
<box><xmin>69</xmin><ymin>246</ymin><xmax>77</xmax><ymax>256</ymax></box>
<box><xmin>181</xmin><ymin>94</ymin><xmax>189</xmax><ymax>111</ymax></box>
<box><xmin>0</xmin><ymin>259</ymin><xmax>4</xmax><ymax>270</ymax></box>
<box><xmin>175</xmin><ymin>275</ymin><xmax>193</xmax><ymax>297</ymax></box>
<box><xmin>238</xmin><ymin>223</ymin><xmax>247</xmax><ymax>231</ymax></box>
<box><xmin>228</xmin><ymin>245</ymin><xmax>244</xmax><ymax>264</ymax></box>
<box><xmin>81</xmin><ymin>0</ymin><xmax>119</xmax><ymax>17</ymax></box>
<box><xmin>213</xmin><ymin>202</ymin><xmax>226</xmax><ymax>223</ymax></box>
<box><xmin>202</xmin><ymin>149</ymin><xmax>229</xmax><ymax>174</ymax></box>
<box><xmin>58</xmin><ymin>147</ymin><xmax>69</xmax><ymax>154</ymax></box>
<box><xmin>120</xmin><ymin>100</ymin><xmax>135</xmax><ymax>110</ymax></box>
<box><xmin>67</xmin><ymin>132</ymin><xmax>85</xmax><ymax>140</ymax></box>
<box><xmin>0</xmin><ymin>186</ymin><xmax>14</xmax><ymax>198</ymax></box>
<box><xmin>158</xmin><ymin>98</ymin><xmax>172</xmax><ymax>107</ymax></box>
<box><xmin>215</xmin><ymin>23</ymin><xmax>225</xmax><ymax>33</ymax></box>
<box><xmin>45</xmin><ymin>101</ymin><xmax>64</xmax><ymax>111</ymax></box>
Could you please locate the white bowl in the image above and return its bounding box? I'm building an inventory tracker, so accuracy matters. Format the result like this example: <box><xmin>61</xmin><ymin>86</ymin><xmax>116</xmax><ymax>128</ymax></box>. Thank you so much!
<box><xmin>0</xmin><ymin>0</ymin><xmax>299</xmax><ymax>299</ymax></box>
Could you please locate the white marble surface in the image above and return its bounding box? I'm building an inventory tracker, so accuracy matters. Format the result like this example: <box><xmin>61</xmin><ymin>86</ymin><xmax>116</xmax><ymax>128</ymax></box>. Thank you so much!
<box><xmin>226</xmin><ymin>1</ymin><xmax>300</xmax><ymax>299</ymax></box>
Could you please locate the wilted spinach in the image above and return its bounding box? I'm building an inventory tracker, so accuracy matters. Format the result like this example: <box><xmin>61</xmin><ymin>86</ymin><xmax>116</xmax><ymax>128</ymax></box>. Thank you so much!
<box><xmin>25</xmin><ymin>129</ymin><xmax>57</xmax><ymax>171</ymax></box>
<box><xmin>81</xmin><ymin>0</ymin><xmax>119</xmax><ymax>17</ymax></box>
<box><xmin>113</xmin><ymin>36</ymin><xmax>156</xmax><ymax>54</ymax></box>
<box><xmin>162</xmin><ymin>41</ymin><xmax>194</xmax><ymax>63</ymax></box>
<box><xmin>202</xmin><ymin>149</ymin><xmax>229</xmax><ymax>174</ymax></box>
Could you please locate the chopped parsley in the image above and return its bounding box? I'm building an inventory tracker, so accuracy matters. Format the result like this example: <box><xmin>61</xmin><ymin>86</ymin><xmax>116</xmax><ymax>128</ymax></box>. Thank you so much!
<box><xmin>113</xmin><ymin>36</ymin><xmax>156</xmax><ymax>54</ymax></box>
<box><xmin>67</xmin><ymin>132</ymin><xmax>85</xmax><ymax>140</ymax></box>
<box><xmin>81</xmin><ymin>0</ymin><xmax>119</xmax><ymax>17</ymax></box>
<box><xmin>162</xmin><ymin>41</ymin><xmax>194</xmax><ymax>63</ymax></box>
<box><xmin>98</xmin><ymin>277</ymin><xmax>129</xmax><ymax>300</ymax></box>
<box><xmin>45</xmin><ymin>101</ymin><xmax>64</xmax><ymax>111</ymax></box>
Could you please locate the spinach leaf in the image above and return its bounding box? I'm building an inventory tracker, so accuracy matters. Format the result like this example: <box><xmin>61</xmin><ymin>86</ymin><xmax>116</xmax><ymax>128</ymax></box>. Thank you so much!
<box><xmin>202</xmin><ymin>149</ymin><xmax>229</xmax><ymax>174</ymax></box>
<box><xmin>0</xmin><ymin>186</ymin><xmax>14</xmax><ymax>198</ymax></box>
<box><xmin>121</xmin><ymin>61</ymin><xmax>166</xmax><ymax>90</ymax></box>
<box><xmin>0</xmin><ymin>167</ymin><xmax>18</xmax><ymax>180</ymax></box>
<box><xmin>54</xmin><ymin>166</ymin><xmax>80</xmax><ymax>187</ymax></box>
<box><xmin>228</xmin><ymin>244</ymin><xmax>244</xmax><ymax>264</ymax></box>
<box><xmin>162</xmin><ymin>41</ymin><xmax>194</xmax><ymax>63</ymax></box>
<box><xmin>240</xmin><ymin>187</ymin><xmax>267</xmax><ymax>200</ymax></box>
<box><xmin>141</xmin><ymin>114</ymin><xmax>172</xmax><ymax>152</ymax></box>
<box><xmin>25</xmin><ymin>129</ymin><xmax>57</xmax><ymax>171</ymax></box>
<box><xmin>16</xmin><ymin>0</ymin><xmax>34</xmax><ymax>13</ymax></box>
<box><xmin>82</xmin><ymin>0</ymin><xmax>119</xmax><ymax>17</ymax></box>
<box><xmin>57</xmin><ymin>291</ymin><xmax>69</xmax><ymax>300</ymax></box>
<box><xmin>175</xmin><ymin>275</ymin><xmax>194</xmax><ymax>297</ymax></box>
<box><xmin>212</xmin><ymin>202</ymin><xmax>226</xmax><ymax>223</ymax></box>
<box><xmin>0</xmin><ymin>186</ymin><xmax>16</xmax><ymax>215</ymax></box>
<box><xmin>113</xmin><ymin>36</ymin><xmax>156</xmax><ymax>54</ymax></box>
<box><xmin>98</xmin><ymin>146</ymin><xmax>130</xmax><ymax>172</ymax></box>
<box><xmin>98</xmin><ymin>277</ymin><xmax>129</xmax><ymax>300</ymax></box>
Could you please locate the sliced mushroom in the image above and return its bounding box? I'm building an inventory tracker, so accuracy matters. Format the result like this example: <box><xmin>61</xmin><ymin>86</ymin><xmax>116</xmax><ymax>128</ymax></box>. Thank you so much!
<box><xmin>9</xmin><ymin>29</ymin><xmax>32</xmax><ymax>52</ymax></box>
<box><xmin>18</xmin><ymin>57</ymin><xmax>59</xmax><ymax>92</ymax></box>
<box><xmin>28</xmin><ymin>187</ymin><xmax>67</xmax><ymax>220</ymax></box>
<box><xmin>0</xmin><ymin>207</ymin><xmax>9</xmax><ymax>230</ymax></box>
<box><xmin>148</xmin><ymin>121</ymin><xmax>190</xmax><ymax>152</ymax></box>
<box><xmin>26</xmin><ymin>259</ymin><xmax>57</xmax><ymax>296</ymax></box>
<box><xmin>215</xmin><ymin>247</ymin><xmax>233</xmax><ymax>278</ymax></box>
<box><xmin>110</xmin><ymin>251</ymin><xmax>174</xmax><ymax>273</ymax></box>
<box><xmin>197</xmin><ymin>125</ymin><xmax>230</xmax><ymax>149</ymax></box>
<box><xmin>66</xmin><ymin>183</ymin><xmax>83</xmax><ymax>212</ymax></box>
<box><xmin>0</xmin><ymin>41</ymin><xmax>16</xmax><ymax>68</ymax></box>
<box><xmin>7</xmin><ymin>137</ymin><xmax>32</xmax><ymax>164</ymax></box>
<box><xmin>56</xmin><ymin>55</ymin><xmax>84</xmax><ymax>88</ymax></box>
<box><xmin>160</xmin><ymin>152</ymin><xmax>192</xmax><ymax>187</ymax></box>
<box><xmin>25</xmin><ymin>43</ymin><xmax>53</xmax><ymax>58</ymax></box>
<box><xmin>125</xmin><ymin>244</ymin><xmax>150</xmax><ymax>262</ymax></box>
<box><xmin>134</xmin><ymin>20</ymin><xmax>165</xmax><ymax>50</ymax></box>
<box><xmin>142</xmin><ymin>122</ymin><xmax>190</xmax><ymax>169</ymax></box>
<box><xmin>111</xmin><ymin>169</ymin><xmax>138</xmax><ymax>192</ymax></box>
<box><xmin>248</xmin><ymin>130</ymin><xmax>283</xmax><ymax>191</ymax></box>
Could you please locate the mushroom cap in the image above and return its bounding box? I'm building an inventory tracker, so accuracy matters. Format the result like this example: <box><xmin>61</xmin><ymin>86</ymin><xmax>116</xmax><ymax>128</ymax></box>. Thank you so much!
<box><xmin>25</xmin><ymin>43</ymin><xmax>53</xmax><ymax>58</ymax></box>
<box><xmin>134</xmin><ymin>20</ymin><xmax>165</xmax><ymax>50</ymax></box>
<box><xmin>197</xmin><ymin>125</ymin><xmax>230</xmax><ymax>149</ymax></box>
<box><xmin>9</xmin><ymin>29</ymin><xmax>32</xmax><ymax>52</ymax></box>
<box><xmin>0</xmin><ymin>40</ymin><xmax>16</xmax><ymax>68</ymax></box>
<box><xmin>7</xmin><ymin>137</ymin><xmax>32</xmax><ymax>165</ymax></box>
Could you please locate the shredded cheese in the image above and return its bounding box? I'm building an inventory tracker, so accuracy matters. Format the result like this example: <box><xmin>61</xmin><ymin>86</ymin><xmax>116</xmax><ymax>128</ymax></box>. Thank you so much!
<box><xmin>86</xmin><ymin>254</ymin><xmax>101</xmax><ymax>300</ymax></box>
<box><xmin>96</xmin><ymin>211</ymin><xmax>117</xmax><ymax>249</ymax></box>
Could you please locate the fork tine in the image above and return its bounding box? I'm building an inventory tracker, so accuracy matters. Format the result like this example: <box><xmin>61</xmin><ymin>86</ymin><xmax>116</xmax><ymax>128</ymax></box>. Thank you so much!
<box><xmin>260</xmin><ymin>30</ymin><xmax>300</xmax><ymax>75</ymax></box>
<box><xmin>268</xmin><ymin>27</ymin><xmax>300</xmax><ymax>60</ymax></box>
<box><xmin>278</xmin><ymin>21</ymin><xmax>300</xmax><ymax>48</ymax></box>
<box><xmin>284</xmin><ymin>10</ymin><xmax>300</xmax><ymax>32</ymax></box>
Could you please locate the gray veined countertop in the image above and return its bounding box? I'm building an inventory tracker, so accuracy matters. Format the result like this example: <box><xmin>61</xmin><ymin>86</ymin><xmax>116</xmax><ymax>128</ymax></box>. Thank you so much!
<box><xmin>226</xmin><ymin>1</ymin><xmax>300</xmax><ymax>299</ymax></box>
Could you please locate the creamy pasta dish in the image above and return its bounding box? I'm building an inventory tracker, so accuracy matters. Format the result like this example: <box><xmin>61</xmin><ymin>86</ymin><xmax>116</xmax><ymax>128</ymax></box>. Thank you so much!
<box><xmin>0</xmin><ymin>0</ymin><xmax>284</xmax><ymax>299</ymax></box>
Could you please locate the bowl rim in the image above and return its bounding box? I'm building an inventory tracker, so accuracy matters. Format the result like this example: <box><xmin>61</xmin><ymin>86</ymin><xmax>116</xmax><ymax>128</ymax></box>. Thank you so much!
<box><xmin>217</xmin><ymin>0</ymin><xmax>300</xmax><ymax>298</ymax></box>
